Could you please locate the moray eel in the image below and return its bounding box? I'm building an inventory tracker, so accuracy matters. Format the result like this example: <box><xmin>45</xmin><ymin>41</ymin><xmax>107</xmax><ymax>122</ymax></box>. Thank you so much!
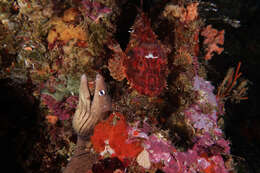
<box><xmin>73</xmin><ymin>73</ymin><xmax>111</xmax><ymax>136</ymax></box>
<box><xmin>64</xmin><ymin>74</ymin><xmax>111</xmax><ymax>173</ymax></box>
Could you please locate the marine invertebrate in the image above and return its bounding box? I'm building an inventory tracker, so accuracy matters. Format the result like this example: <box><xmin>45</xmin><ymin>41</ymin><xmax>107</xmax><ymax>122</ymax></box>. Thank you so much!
<box><xmin>47</xmin><ymin>8</ymin><xmax>87</xmax><ymax>49</ymax></box>
<box><xmin>163</xmin><ymin>2</ymin><xmax>202</xmax><ymax>62</ymax></box>
<box><xmin>108</xmin><ymin>12</ymin><xmax>169</xmax><ymax>96</ymax></box>
<box><xmin>81</xmin><ymin>0</ymin><xmax>112</xmax><ymax>22</ymax></box>
<box><xmin>142</xmin><ymin>131</ymin><xmax>230</xmax><ymax>173</ymax></box>
<box><xmin>217</xmin><ymin>62</ymin><xmax>248</xmax><ymax>102</ymax></box>
<box><xmin>185</xmin><ymin>104</ymin><xmax>218</xmax><ymax>133</ymax></box>
<box><xmin>183</xmin><ymin>75</ymin><xmax>225</xmax><ymax>136</ymax></box>
<box><xmin>124</xmin><ymin>13</ymin><xmax>169</xmax><ymax>96</ymax></box>
<box><xmin>201</xmin><ymin>25</ymin><xmax>224</xmax><ymax>60</ymax></box>
<box><xmin>163</xmin><ymin>2</ymin><xmax>199</xmax><ymax>23</ymax></box>
<box><xmin>107</xmin><ymin>41</ymin><xmax>126</xmax><ymax>81</ymax></box>
<box><xmin>144</xmin><ymin>134</ymin><xmax>176</xmax><ymax>165</ymax></box>
<box><xmin>193</xmin><ymin>75</ymin><xmax>217</xmax><ymax>107</ymax></box>
<box><xmin>198</xmin><ymin>155</ymin><xmax>228</xmax><ymax>173</ymax></box>
<box><xmin>62</xmin><ymin>8</ymin><xmax>79</xmax><ymax>22</ymax></box>
<box><xmin>46</xmin><ymin>114</ymin><xmax>58</xmax><ymax>125</ymax></box>
<box><xmin>73</xmin><ymin>74</ymin><xmax>111</xmax><ymax>136</ymax></box>
<box><xmin>91</xmin><ymin>112</ymin><xmax>143</xmax><ymax>161</ymax></box>
<box><xmin>166</xmin><ymin>150</ymin><xmax>228</xmax><ymax>173</ymax></box>
<box><xmin>41</xmin><ymin>94</ymin><xmax>78</xmax><ymax>121</ymax></box>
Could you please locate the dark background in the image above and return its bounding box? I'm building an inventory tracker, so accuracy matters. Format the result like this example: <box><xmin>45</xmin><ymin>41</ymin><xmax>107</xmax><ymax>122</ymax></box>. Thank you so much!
<box><xmin>204</xmin><ymin>0</ymin><xmax>260</xmax><ymax>172</ymax></box>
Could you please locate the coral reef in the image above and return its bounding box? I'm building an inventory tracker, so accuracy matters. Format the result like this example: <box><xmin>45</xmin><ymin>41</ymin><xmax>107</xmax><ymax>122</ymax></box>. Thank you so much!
<box><xmin>0</xmin><ymin>0</ymin><xmax>249</xmax><ymax>172</ymax></box>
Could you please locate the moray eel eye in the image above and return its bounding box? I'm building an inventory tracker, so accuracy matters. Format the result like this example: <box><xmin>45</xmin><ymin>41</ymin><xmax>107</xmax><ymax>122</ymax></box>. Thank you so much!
<box><xmin>99</xmin><ymin>90</ymin><xmax>106</xmax><ymax>96</ymax></box>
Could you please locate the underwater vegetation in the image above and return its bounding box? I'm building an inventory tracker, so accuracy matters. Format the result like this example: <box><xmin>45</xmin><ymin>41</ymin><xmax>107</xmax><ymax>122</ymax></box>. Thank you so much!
<box><xmin>0</xmin><ymin>0</ymin><xmax>250</xmax><ymax>172</ymax></box>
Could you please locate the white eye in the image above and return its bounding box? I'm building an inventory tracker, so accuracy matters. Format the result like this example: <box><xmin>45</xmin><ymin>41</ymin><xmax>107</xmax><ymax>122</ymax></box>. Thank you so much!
<box><xmin>99</xmin><ymin>90</ymin><xmax>106</xmax><ymax>96</ymax></box>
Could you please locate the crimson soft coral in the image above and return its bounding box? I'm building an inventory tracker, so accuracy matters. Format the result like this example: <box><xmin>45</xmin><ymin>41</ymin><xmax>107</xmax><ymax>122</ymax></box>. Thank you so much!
<box><xmin>91</xmin><ymin>113</ymin><xmax>143</xmax><ymax>162</ymax></box>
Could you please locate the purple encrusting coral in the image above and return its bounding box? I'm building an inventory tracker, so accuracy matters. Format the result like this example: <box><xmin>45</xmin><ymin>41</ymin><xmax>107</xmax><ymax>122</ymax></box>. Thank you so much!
<box><xmin>185</xmin><ymin>104</ymin><xmax>218</xmax><ymax>132</ymax></box>
<box><xmin>193</xmin><ymin>75</ymin><xmax>217</xmax><ymax>106</ymax></box>
<box><xmin>184</xmin><ymin>75</ymin><xmax>221</xmax><ymax>134</ymax></box>
<box><xmin>192</xmin><ymin>133</ymin><xmax>230</xmax><ymax>155</ymax></box>
<box><xmin>81</xmin><ymin>0</ymin><xmax>112</xmax><ymax>21</ymax></box>
<box><xmin>142</xmin><ymin>132</ymin><xmax>229</xmax><ymax>173</ymax></box>
<box><xmin>41</xmin><ymin>94</ymin><xmax>78</xmax><ymax>120</ymax></box>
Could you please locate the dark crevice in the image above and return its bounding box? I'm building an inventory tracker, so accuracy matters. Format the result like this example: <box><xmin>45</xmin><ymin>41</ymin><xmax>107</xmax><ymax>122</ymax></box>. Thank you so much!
<box><xmin>114</xmin><ymin>2</ymin><xmax>138</xmax><ymax>50</ymax></box>
<box><xmin>0</xmin><ymin>79</ymin><xmax>41</xmax><ymax>173</ymax></box>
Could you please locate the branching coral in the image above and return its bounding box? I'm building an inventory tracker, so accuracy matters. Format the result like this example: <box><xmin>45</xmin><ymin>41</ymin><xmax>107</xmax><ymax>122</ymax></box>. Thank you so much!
<box><xmin>217</xmin><ymin>62</ymin><xmax>248</xmax><ymax>102</ymax></box>
<box><xmin>201</xmin><ymin>25</ymin><xmax>225</xmax><ymax>60</ymax></box>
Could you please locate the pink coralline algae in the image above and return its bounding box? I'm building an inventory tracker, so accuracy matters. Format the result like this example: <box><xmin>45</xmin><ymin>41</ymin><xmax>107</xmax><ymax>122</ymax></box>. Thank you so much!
<box><xmin>175</xmin><ymin>75</ymin><xmax>230</xmax><ymax>173</ymax></box>
<box><xmin>144</xmin><ymin>134</ymin><xmax>176</xmax><ymax>164</ymax></box>
<box><xmin>162</xmin><ymin>150</ymin><xmax>229</xmax><ymax>173</ymax></box>
<box><xmin>185</xmin><ymin>104</ymin><xmax>218</xmax><ymax>132</ymax></box>
<box><xmin>41</xmin><ymin>94</ymin><xmax>78</xmax><ymax>120</ymax></box>
<box><xmin>185</xmin><ymin>75</ymin><xmax>230</xmax><ymax>143</ymax></box>
<box><xmin>142</xmin><ymin>132</ymin><xmax>229</xmax><ymax>173</ymax></box>
<box><xmin>192</xmin><ymin>133</ymin><xmax>230</xmax><ymax>155</ymax></box>
<box><xmin>184</xmin><ymin>76</ymin><xmax>219</xmax><ymax>132</ymax></box>
<box><xmin>162</xmin><ymin>150</ymin><xmax>201</xmax><ymax>173</ymax></box>
<box><xmin>81</xmin><ymin>0</ymin><xmax>112</xmax><ymax>22</ymax></box>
